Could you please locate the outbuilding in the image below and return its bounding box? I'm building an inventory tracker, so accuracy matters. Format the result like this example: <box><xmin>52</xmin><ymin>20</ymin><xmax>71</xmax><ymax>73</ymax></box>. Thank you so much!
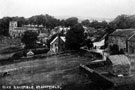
<box><xmin>106</xmin><ymin>55</ymin><xmax>131</xmax><ymax>76</ymax></box>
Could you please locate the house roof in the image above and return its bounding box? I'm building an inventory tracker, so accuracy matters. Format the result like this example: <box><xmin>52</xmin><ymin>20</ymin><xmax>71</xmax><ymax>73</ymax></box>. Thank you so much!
<box><xmin>38</xmin><ymin>33</ymin><xmax>48</xmax><ymax>38</ymax></box>
<box><xmin>50</xmin><ymin>36</ymin><xmax>65</xmax><ymax>45</ymax></box>
<box><xmin>14</xmin><ymin>27</ymin><xmax>27</xmax><ymax>30</ymax></box>
<box><xmin>110</xmin><ymin>29</ymin><xmax>135</xmax><ymax>39</ymax></box>
<box><xmin>61</xmin><ymin>37</ymin><xmax>66</xmax><ymax>42</ymax></box>
<box><xmin>108</xmin><ymin>55</ymin><xmax>130</xmax><ymax>66</ymax></box>
<box><xmin>27</xmin><ymin>50</ymin><xmax>34</xmax><ymax>56</ymax></box>
<box><xmin>93</xmin><ymin>39</ymin><xmax>105</xmax><ymax>47</ymax></box>
<box><xmin>128</xmin><ymin>33</ymin><xmax>135</xmax><ymax>41</ymax></box>
<box><xmin>50</xmin><ymin>36</ymin><xmax>58</xmax><ymax>45</ymax></box>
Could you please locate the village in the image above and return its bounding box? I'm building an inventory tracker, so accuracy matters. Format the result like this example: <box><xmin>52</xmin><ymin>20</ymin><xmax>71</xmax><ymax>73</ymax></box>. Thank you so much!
<box><xmin>0</xmin><ymin>16</ymin><xmax>135</xmax><ymax>90</ymax></box>
<box><xmin>1</xmin><ymin>0</ymin><xmax>135</xmax><ymax>90</ymax></box>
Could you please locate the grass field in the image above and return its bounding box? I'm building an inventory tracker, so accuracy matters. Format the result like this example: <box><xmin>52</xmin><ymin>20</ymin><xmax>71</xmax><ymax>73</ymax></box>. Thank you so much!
<box><xmin>0</xmin><ymin>36</ymin><xmax>93</xmax><ymax>90</ymax></box>
<box><xmin>0</xmin><ymin>36</ymin><xmax>21</xmax><ymax>50</ymax></box>
<box><xmin>0</xmin><ymin>53</ymin><xmax>92</xmax><ymax>90</ymax></box>
<box><xmin>1</xmin><ymin>36</ymin><xmax>135</xmax><ymax>90</ymax></box>
<box><xmin>0</xmin><ymin>36</ymin><xmax>21</xmax><ymax>60</ymax></box>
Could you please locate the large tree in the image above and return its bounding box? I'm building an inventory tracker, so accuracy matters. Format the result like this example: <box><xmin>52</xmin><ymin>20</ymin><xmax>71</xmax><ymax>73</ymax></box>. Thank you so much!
<box><xmin>81</xmin><ymin>19</ymin><xmax>90</xmax><ymax>27</ymax></box>
<box><xmin>66</xmin><ymin>23</ymin><xmax>86</xmax><ymax>50</ymax></box>
<box><xmin>12</xmin><ymin>16</ymin><xmax>27</xmax><ymax>27</ymax></box>
<box><xmin>28</xmin><ymin>14</ymin><xmax>60</xmax><ymax>29</ymax></box>
<box><xmin>21</xmin><ymin>30</ymin><xmax>38</xmax><ymax>49</ymax></box>
<box><xmin>0</xmin><ymin>17</ymin><xmax>12</xmax><ymax>36</ymax></box>
<box><xmin>64</xmin><ymin>17</ymin><xmax>78</xmax><ymax>27</ymax></box>
<box><xmin>112</xmin><ymin>14</ymin><xmax>130</xmax><ymax>29</ymax></box>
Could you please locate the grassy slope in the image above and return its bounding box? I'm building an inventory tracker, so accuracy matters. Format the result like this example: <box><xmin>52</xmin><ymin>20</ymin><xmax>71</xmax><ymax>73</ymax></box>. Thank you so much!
<box><xmin>1</xmin><ymin>36</ymin><xmax>135</xmax><ymax>90</ymax></box>
<box><xmin>0</xmin><ymin>36</ymin><xmax>21</xmax><ymax>50</ymax></box>
<box><xmin>0</xmin><ymin>36</ymin><xmax>21</xmax><ymax>60</ymax></box>
<box><xmin>0</xmin><ymin>54</ymin><xmax>91</xmax><ymax>89</ymax></box>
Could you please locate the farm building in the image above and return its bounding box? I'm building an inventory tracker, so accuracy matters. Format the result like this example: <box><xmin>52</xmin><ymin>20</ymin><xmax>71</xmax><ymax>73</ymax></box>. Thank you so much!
<box><xmin>106</xmin><ymin>55</ymin><xmax>131</xmax><ymax>76</ymax></box>
<box><xmin>107</xmin><ymin>29</ymin><xmax>135</xmax><ymax>54</ymax></box>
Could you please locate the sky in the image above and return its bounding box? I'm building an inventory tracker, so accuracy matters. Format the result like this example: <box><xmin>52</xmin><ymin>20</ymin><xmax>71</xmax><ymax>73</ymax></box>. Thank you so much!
<box><xmin>0</xmin><ymin>0</ymin><xmax>135</xmax><ymax>19</ymax></box>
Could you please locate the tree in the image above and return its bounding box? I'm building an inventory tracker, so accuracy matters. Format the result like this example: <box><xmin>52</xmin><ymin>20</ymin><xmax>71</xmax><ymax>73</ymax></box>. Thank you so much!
<box><xmin>112</xmin><ymin>14</ymin><xmax>130</xmax><ymax>29</ymax></box>
<box><xmin>0</xmin><ymin>17</ymin><xmax>12</xmax><ymax>36</ymax></box>
<box><xmin>28</xmin><ymin>14</ymin><xmax>60</xmax><ymax>29</ymax></box>
<box><xmin>12</xmin><ymin>16</ymin><xmax>27</xmax><ymax>27</ymax></box>
<box><xmin>82</xmin><ymin>38</ymin><xmax>93</xmax><ymax>49</ymax></box>
<box><xmin>100</xmin><ymin>21</ymin><xmax>108</xmax><ymax>28</ymax></box>
<box><xmin>66</xmin><ymin>23</ymin><xmax>86</xmax><ymax>50</ymax></box>
<box><xmin>64</xmin><ymin>17</ymin><xmax>78</xmax><ymax>27</ymax></box>
<box><xmin>89</xmin><ymin>20</ymin><xmax>108</xmax><ymax>29</ymax></box>
<box><xmin>89</xmin><ymin>20</ymin><xmax>100</xmax><ymax>29</ymax></box>
<box><xmin>81</xmin><ymin>19</ymin><xmax>90</xmax><ymax>27</ymax></box>
<box><xmin>21</xmin><ymin>30</ymin><xmax>38</xmax><ymax>49</ymax></box>
<box><xmin>105</xmin><ymin>14</ymin><xmax>135</xmax><ymax>34</ymax></box>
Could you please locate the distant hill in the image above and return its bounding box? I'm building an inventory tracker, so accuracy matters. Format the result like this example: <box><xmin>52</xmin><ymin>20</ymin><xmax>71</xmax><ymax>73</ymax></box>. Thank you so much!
<box><xmin>55</xmin><ymin>15</ymin><xmax>113</xmax><ymax>22</ymax></box>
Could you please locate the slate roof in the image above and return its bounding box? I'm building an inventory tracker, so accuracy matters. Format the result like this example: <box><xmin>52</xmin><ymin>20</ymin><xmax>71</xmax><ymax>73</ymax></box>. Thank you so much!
<box><xmin>110</xmin><ymin>29</ymin><xmax>135</xmax><ymax>39</ymax></box>
<box><xmin>108</xmin><ymin>55</ymin><xmax>130</xmax><ymax>66</ymax></box>
<box><xmin>14</xmin><ymin>27</ymin><xmax>27</xmax><ymax>30</ymax></box>
<box><xmin>14</xmin><ymin>27</ymin><xmax>39</xmax><ymax>31</ymax></box>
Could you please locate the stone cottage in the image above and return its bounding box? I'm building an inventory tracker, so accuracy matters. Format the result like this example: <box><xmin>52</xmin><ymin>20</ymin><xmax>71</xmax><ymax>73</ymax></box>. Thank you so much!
<box><xmin>107</xmin><ymin>29</ymin><xmax>135</xmax><ymax>54</ymax></box>
<box><xmin>50</xmin><ymin>35</ymin><xmax>65</xmax><ymax>54</ymax></box>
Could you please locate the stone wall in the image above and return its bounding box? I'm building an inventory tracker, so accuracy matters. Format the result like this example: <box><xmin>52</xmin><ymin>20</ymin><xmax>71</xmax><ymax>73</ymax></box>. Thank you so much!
<box><xmin>127</xmin><ymin>55</ymin><xmax>135</xmax><ymax>71</ymax></box>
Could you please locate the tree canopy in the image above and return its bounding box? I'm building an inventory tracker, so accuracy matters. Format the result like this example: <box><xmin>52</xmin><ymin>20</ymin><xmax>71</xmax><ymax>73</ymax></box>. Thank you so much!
<box><xmin>28</xmin><ymin>14</ymin><xmax>61</xmax><ymax>29</ymax></box>
<box><xmin>0</xmin><ymin>17</ymin><xmax>12</xmax><ymax>36</ymax></box>
<box><xmin>0</xmin><ymin>14</ymin><xmax>61</xmax><ymax>36</ymax></box>
<box><xmin>81</xmin><ymin>19</ymin><xmax>90</xmax><ymax>27</ymax></box>
<box><xmin>21</xmin><ymin>30</ymin><xmax>38</xmax><ymax>49</ymax></box>
<box><xmin>1</xmin><ymin>14</ymin><xmax>135</xmax><ymax>37</ymax></box>
<box><xmin>65</xmin><ymin>23</ymin><xmax>85</xmax><ymax>50</ymax></box>
<box><xmin>64</xmin><ymin>17</ymin><xmax>79</xmax><ymax>27</ymax></box>
<box><xmin>111</xmin><ymin>14</ymin><xmax>135</xmax><ymax>29</ymax></box>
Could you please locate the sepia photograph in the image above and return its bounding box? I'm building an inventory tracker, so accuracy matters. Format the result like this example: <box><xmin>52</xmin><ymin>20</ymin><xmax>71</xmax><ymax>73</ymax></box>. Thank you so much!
<box><xmin>0</xmin><ymin>0</ymin><xmax>135</xmax><ymax>90</ymax></box>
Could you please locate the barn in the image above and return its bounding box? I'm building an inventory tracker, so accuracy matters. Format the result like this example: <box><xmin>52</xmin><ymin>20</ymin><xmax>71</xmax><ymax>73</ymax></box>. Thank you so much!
<box><xmin>106</xmin><ymin>55</ymin><xmax>131</xmax><ymax>76</ymax></box>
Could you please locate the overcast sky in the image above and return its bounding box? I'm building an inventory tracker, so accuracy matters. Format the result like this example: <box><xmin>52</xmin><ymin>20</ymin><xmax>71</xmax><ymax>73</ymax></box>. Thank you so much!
<box><xmin>0</xmin><ymin>0</ymin><xmax>135</xmax><ymax>19</ymax></box>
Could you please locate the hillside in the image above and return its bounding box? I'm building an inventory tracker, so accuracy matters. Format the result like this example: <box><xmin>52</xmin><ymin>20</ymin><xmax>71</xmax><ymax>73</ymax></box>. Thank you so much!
<box><xmin>0</xmin><ymin>53</ymin><xmax>92</xmax><ymax>90</ymax></box>
<box><xmin>0</xmin><ymin>36</ymin><xmax>21</xmax><ymax>50</ymax></box>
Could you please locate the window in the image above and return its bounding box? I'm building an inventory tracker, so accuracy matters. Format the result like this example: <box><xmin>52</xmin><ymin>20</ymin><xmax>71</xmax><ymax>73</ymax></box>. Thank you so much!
<box><xmin>55</xmin><ymin>44</ymin><xmax>57</xmax><ymax>47</ymax></box>
<box><xmin>129</xmin><ymin>46</ymin><xmax>134</xmax><ymax>54</ymax></box>
<box><xmin>124</xmin><ymin>48</ymin><xmax>126</xmax><ymax>52</ymax></box>
<box><xmin>131</xmin><ymin>48</ymin><xmax>134</xmax><ymax>53</ymax></box>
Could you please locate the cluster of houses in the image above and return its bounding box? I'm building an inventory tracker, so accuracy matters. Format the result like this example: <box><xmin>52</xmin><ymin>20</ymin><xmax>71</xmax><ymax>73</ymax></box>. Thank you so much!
<box><xmin>108</xmin><ymin>29</ymin><xmax>135</xmax><ymax>55</ymax></box>
<box><xmin>82</xmin><ymin>28</ymin><xmax>135</xmax><ymax>76</ymax></box>
<box><xmin>9</xmin><ymin>21</ymin><xmax>69</xmax><ymax>54</ymax></box>
<box><xmin>99</xmin><ymin>29</ymin><xmax>135</xmax><ymax>76</ymax></box>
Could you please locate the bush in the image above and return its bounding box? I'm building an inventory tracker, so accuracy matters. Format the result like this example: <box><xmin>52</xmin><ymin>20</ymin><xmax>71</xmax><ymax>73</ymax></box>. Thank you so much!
<box><xmin>21</xmin><ymin>30</ymin><xmax>38</xmax><ymax>49</ymax></box>
<box><xmin>32</xmin><ymin>48</ymin><xmax>50</xmax><ymax>55</ymax></box>
<box><xmin>12</xmin><ymin>51</ymin><xmax>24</xmax><ymax>60</ymax></box>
